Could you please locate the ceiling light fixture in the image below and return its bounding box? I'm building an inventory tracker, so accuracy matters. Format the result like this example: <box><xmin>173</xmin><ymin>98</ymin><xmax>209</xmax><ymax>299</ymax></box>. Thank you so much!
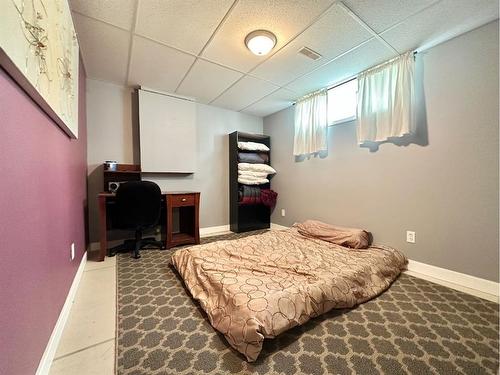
<box><xmin>245</xmin><ymin>30</ymin><xmax>277</xmax><ymax>56</ymax></box>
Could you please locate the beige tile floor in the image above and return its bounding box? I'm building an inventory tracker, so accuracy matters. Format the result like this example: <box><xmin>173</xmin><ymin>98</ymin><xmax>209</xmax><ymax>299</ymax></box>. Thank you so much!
<box><xmin>48</xmin><ymin>232</ymin><xmax>228</xmax><ymax>375</ymax></box>
<box><xmin>49</xmin><ymin>255</ymin><xmax>116</xmax><ymax>375</ymax></box>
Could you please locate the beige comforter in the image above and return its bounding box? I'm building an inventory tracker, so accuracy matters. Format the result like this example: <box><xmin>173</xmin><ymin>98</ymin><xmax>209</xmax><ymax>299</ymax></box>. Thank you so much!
<box><xmin>171</xmin><ymin>228</ymin><xmax>407</xmax><ymax>361</ymax></box>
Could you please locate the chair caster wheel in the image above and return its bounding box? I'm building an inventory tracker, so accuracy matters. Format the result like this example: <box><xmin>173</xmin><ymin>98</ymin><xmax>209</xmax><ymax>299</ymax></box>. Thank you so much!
<box><xmin>160</xmin><ymin>245</ymin><xmax>166</xmax><ymax>250</ymax></box>
<box><xmin>132</xmin><ymin>253</ymin><xmax>141</xmax><ymax>259</ymax></box>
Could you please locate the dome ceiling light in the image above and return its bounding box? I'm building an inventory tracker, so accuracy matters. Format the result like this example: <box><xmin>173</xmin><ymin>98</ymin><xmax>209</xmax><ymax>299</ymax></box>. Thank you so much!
<box><xmin>245</xmin><ymin>30</ymin><xmax>277</xmax><ymax>56</ymax></box>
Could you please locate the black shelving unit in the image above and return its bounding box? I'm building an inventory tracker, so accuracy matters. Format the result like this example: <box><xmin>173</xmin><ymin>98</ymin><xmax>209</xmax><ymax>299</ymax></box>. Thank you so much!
<box><xmin>229</xmin><ymin>131</ymin><xmax>271</xmax><ymax>233</ymax></box>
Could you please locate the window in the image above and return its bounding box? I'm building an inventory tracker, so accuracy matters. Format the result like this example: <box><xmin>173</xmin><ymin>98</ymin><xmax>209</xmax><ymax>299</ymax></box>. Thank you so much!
<box><xmin>327</xmin><ymin>78</ymin><xmax>357</xmax><ymax>125</ymax></box>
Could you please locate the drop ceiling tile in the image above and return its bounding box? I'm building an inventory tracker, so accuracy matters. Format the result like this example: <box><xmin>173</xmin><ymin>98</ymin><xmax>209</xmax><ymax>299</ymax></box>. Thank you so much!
<box><xmin>381</xmin><ymin>0</ymin><xmax>500</xmax><ymax>53</ymax></box>
<box><xmin>243</xmin><ymin>88</ymin><xmax>297</xmax><ymax>117</ymax></box>
<box><xmin>176</xmin><ymin>60</ymin><xmax>243</xmax><ymax>104</ymax></box>
<box><xmin>252</xmin><ymin>4</ymin><xmax>372</xmax><ymax>86</ymax></box>
<box><xmin>211</xmin><ymin>76</ymin><xmax>279</xmax><ymax>112</ymax></box>
<box><xmin>135</xmin><ymin>0</ymin><xmax>234</xmax><ymax>55</ymax></box>
<box><xmin>70</xmin><ymin>0</ymin><xmax>136</xmax><ymax>30</ymax></box>
<box><xmin>342</xmin><ymin>0</ymin><xmax>439</xmax><ymax>33</ymax></box>
<box><xmin>202</xmin><ymin>0</ymin><xmax>335</xmax><ymax>72</ymax></box>
<box><xmin>73</xmin><ymin>14</ymin><xmax>130</xmax><ymax>84</ymax></box>
<box><xmin>286</xmin><ymin>39</ymin><xmax>397</xmax><ymax>96</ymax></box>
<box><xmin>128</xmin><ymin>36</ymin><xmax>196</xmax><ymax>93</ymax></box>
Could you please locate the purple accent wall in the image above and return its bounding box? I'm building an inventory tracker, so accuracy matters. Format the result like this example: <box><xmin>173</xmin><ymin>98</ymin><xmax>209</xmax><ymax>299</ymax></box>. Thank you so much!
<box><xmin>0</xmin><ymin>60</ymin><xmax>87</xmax><ymax>375</ymax></box>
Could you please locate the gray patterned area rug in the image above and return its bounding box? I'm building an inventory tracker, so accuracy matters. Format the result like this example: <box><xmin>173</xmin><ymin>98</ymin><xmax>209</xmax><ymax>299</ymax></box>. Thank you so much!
<box><xmin>117</xmin><ymin>231</ymin><xmax>499</xmax><ymax>374</ymax></box>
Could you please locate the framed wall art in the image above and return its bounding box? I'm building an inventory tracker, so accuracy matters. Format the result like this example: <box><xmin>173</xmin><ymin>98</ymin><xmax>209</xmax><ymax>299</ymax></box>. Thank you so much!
<box><xmin>0</xmin><ymin>0</ymin><xmax>79</xmax><ymax>138</ymax></box>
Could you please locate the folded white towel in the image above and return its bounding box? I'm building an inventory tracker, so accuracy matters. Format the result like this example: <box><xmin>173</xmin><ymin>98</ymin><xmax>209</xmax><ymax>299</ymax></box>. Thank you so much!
<box><xmin>238</xmin><ymin>163</ymin><xmax>276</xmax><ymax>174</ymax></box>
<box><xmin>238</xmin><ymin>174</ymin><xmax>267</xmax><ymax>181</ymax></box>
<box><xmin>238</xmin><ymin>141</ymin><xmax>270</xmax><ymax>152</ymax></box>
<box><xmin>238</xmin><ymin>177</ymin><xmax>269</xmax><ymax>185</ymax></box>
<box><xmin>238</xmin><ymin>170</ymin><xmax>269</xmax><ymax>179</ymax></box>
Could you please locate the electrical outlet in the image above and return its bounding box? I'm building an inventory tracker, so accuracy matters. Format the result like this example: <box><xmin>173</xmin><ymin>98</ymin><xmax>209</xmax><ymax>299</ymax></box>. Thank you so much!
<box><xmin>70</xmin><ymin>243</ymin><xmax>75</xmax><ymax>260</ymax></box>
<box><xmin>281</xmin><ymin>209</ymin><xmax>286</xmax><ymax>217</ymax></box>
<box><xmin>406</xmin><ymin>231</ymin><xmax>416</xmax><ymax>243</ymax></box>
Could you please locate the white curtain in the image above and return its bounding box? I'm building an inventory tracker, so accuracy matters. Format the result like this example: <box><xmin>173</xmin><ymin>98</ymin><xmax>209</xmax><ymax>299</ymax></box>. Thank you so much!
<box><xmin>293</xmin><ymin>89</ymin><xmax>328</xmax><ymax>156</ymax></box>
<box><xmin>357</xmin><ymin>51</ymin><xmax>415</xmax><ymax>144</ymax></box>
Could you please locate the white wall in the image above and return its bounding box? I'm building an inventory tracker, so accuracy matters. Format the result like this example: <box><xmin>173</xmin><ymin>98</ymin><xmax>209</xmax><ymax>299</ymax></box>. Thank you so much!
<box><xmin>264</xmin><ymin>21</ymin><xmax>499</xmax><ymax>282</ymax></box>
<box><xmin>86</xmin><ymin>80</ymin><xmax>263</xmax><ymax>243</ymax></box>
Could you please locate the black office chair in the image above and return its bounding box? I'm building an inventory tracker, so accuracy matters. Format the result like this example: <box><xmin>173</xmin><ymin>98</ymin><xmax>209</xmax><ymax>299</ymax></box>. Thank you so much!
<box><xmin>108</xmin><ymin>180</ymin><xmax>165</xmax><ymax>259</ymax></box>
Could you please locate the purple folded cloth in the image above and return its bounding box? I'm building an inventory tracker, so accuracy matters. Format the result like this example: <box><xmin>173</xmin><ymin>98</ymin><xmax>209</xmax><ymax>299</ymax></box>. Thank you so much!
<box><xmin>261</xmin><ymin>189</ymin><xmax>277</xmax><ymax>209</ymax></box>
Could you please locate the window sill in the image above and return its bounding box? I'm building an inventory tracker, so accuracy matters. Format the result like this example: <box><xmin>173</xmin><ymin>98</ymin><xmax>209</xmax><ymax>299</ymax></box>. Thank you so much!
<box><xmin>328</xmin><ymin>116</ymin><xmax>357</xmax><ymax>127</ymax></box>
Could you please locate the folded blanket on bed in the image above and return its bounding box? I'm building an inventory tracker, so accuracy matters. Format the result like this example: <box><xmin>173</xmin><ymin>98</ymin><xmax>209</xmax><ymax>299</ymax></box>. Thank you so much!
<box><xmin>238</xmin><ymin>152</ymin><xmax>269</xmax><ymax>164</ymax></box>
<box><xmin>238</xmin><ymin>163</ymin><xmax>276</xmax><ymax>175</ymax></box>
<box><xmin>238</xmin><ymin>141</ymin><xmax>270</xmax><ymax>152</ymax></box>
<box><xmin>294</xmin><ymin>220</ymin><xmax>371</xmax><ymax>249</ymax></box>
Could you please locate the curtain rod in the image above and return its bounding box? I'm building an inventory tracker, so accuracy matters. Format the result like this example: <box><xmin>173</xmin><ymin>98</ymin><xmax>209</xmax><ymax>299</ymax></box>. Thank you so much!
<box><xmin>326</xmin><ymin>50</ymin><xmax>417</xmax><ymax>90</ymax></box>
<box><xmin>292</xmin><ymin>50</ymin><xmax>417</xmax><ymax>105</ymax></box>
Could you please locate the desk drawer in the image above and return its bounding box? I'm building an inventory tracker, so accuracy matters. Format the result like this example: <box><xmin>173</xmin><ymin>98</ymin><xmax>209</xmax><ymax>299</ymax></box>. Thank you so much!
<box><xmin>170</xmin><ymin>194</ymin><xmax>195</xmax><ymax>207</ymax></box>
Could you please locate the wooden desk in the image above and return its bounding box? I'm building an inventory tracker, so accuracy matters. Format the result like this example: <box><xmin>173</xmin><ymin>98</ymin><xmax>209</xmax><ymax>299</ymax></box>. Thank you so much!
<box><xmin>96</xmin><ymin>191</ymin><xmax>200</xmax><ymax>261</ymax></box>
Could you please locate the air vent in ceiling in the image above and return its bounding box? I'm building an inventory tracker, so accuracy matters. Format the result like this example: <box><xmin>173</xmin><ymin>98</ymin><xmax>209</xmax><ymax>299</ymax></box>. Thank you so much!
<box><xmin>298</xmin><ymin>46</ymin><xmax>322</xmax><ymax>61</ymax></box>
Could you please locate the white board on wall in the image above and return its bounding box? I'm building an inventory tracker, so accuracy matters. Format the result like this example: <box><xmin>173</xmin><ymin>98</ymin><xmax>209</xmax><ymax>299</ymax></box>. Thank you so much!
<box><xmin>138</xmin><ymin>89</ymin><xmax>196</xmax><ymax>173</ymax></box>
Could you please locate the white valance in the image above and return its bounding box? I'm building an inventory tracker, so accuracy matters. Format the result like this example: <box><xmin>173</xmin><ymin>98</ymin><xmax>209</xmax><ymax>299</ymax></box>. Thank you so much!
<box><xmin>357</xmin><ymin>52</ymin><xmax>415</xmax><ymax>144</ymax></box>
<box><xmin>293</xmin><ymin>89</ymin><xmax>328</xmax><ymax>156</ymax></box>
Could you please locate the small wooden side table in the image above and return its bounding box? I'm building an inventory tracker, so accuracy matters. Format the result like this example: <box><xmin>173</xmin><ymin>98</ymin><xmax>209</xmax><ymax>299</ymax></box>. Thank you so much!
<box><xmin>165</xmin><ymin>192</ymin><xmax>200</xmax><ymax>249</ymax></box>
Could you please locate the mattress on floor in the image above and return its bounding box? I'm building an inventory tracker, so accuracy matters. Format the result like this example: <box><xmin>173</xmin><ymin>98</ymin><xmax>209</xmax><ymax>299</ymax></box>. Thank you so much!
<box><xmin>171</xmin><ymin>228</ymin><xmax>407</xmax><ymax>361</ymax></box>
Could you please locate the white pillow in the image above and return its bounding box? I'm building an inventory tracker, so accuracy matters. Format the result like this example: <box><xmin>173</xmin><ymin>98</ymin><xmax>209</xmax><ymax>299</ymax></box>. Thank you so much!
<box><xmin>238</xmin><ymin>177</ymin><xmax>269</xmax><ymax>185</ymax></box>
<box><xmin>238</xmin><ymin>163</ymin><xmax>276</xmax><ymax>174</ymax></box>
<box><xmin>238</xmin><ymin>141</ymin><xmax>270</xmax><ymax>152</ymax></box>
<box><xmin>238</xmin><ymin>170</ymin><xmax>269</xmax><ymax>178</ymax></box>
<box><xmin>238</xmin><ymin>173</ymin><xmax>267</xmax><ymax>181</ymax></box>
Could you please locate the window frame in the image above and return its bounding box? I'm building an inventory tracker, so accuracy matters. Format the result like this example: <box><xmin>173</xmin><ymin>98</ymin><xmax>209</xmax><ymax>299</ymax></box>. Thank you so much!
<box><xmin>327</xmin><ymin>77</ymin><xmax>358</xmax><ymax>127</ymax></box>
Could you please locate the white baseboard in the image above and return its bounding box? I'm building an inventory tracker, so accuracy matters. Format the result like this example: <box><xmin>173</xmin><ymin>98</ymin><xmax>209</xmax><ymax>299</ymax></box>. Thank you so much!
<box><xmin>88</xmin><ymin>225</ymin><xmax>232</xmax><ymax>250</ymax></box>
<box><xmin>201</xmin><ymin>223</ymin><xmax>288</xmax><ymax>235</ymax></box>
<box><xmin>89</xmin><ymin>223</ymin><xmax>279</xmax><ymax>249</ymax></box>
<box><xmin>272</xmin><ymin>223</ymin><xmax>499</xmax><ymax>303</ymax></box>
<box><xmin>89</xmin><ymin>223</ymin><xmax>285</xmax><ymax>250</ymax></box>
<box><xmin>200</xmin><ymin>225</ymin><xmax>231</xmax><ymax>237</ymax></box>
<box><xmin>271</xmin><ymin>223</ymin><xmax>289</xmax><ymax>230</ymax></box>
<box><xmin>406</xmin><ymin>260</ymin><xmax>499</xmax><ymax>303</ymax></box>
<box><xmin>87</xmin><ymin>223</ymin><xmax>498</xmax><ymax>302</ymax></box>
<box><xmin>201</xmin><ymin>223</ymin><xmax>288</xmax><ymax>236</ymax></box>
<box><xmin>36</xmin><ymin>252</ymin><xmax>87</xmax><ymax>375</ymax></box>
